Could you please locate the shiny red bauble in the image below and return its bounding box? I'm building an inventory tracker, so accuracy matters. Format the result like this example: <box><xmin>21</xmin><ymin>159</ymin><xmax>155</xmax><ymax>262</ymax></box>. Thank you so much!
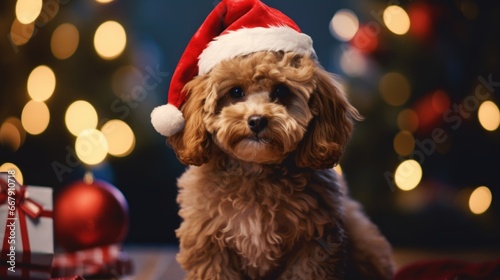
<box><xmin>54</xmin><ymin>179</ymin><xmax>129</xmax><ymax>252</ymax></box>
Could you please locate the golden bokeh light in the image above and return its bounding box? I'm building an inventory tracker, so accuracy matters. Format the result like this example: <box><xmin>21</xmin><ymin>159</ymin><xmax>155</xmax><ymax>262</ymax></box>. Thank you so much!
<box><xmin>460</xmin><ymin>0</ymin><xmax>478</xmax><ymax>20</ymax></box>
<box><xmin>94</xmin><ymin>21</ymin><xmax>127</xmax><ymax>60</ymax></box>
<box><xmin>330</xmin><ymin>9</ymin><xmax>359</xmax><ymax>42</ymax></box>
<box><xmin>397</xmin><ymin>109</ymin><xmax>419</xmax><ymax>132</ymax></box>
<box><xmin>21</xmin><ymin>100</ymin><xmax>50</xmax><ymax>135</ymax></box>
<box><xmin>101</xmin><ymin>119</ymin><xmax>136</xmax><ymax>157</ymax></box>
<box><xmin>75</xmin><ymin>129</ymin><xmax>108</xmax><ymax>165</ymax></box>
<box><xmin>395</xmin><ymin>159</ymin><xmax>422</xmax><ymax>191</ymax></box>
<box><xmin>469</xmin><ymin>186</ymin><xmax>492</xmax><ymax>215</ymax></box>
<box><xmin>65</xmin><ymin>100</ymin><xmax>98</xmax><ymax>136</ymax></box>
<box><xmin>478</xmin><ymin>101</ymin><xmax>500</xmax><ymax>131</ymax></box>
<box><xmin>393</xmin><ymin>130</ymin><xmax>415</xmax><ymax>156</ymax></box>
<box><xmin>4</xmin><ymin>117</ymin><xmax>26</xmax><ymax>145</ymax></box>
<box><xmin>383</xmin><ymin>5</ymin><xmax>411</xmax><ymax>35</ymax></box>
<box><xmin>16</xmin><ymin>0</ymin><xmax>43</xmax><ymax>24</ymax></box>
<box><xmin>27</xmin><ymin>65</ymin><xmax>56</xmax><ymax>102</ymax></box>
<box><xmin>379</xmin><ymin>72</ymin><xmax>411</xmax><ymax>106</ymax></box>
<box><xmin>0</xmin><ymin>162</ymin><xmax>24</xmax><ymax>185</ymax></box>
<box><xmin>0</xmin><ymin>121</ymin><xmax>21</xmax><ymax>151</ymax></box>
<box><xmin>38</xmin><ymin>0</ymin><xmax>59</xmax><ymax>24</ymax></box>
<box><xmin>333</xmin><ymin>164</ymin><xmax>343</xmax><ymax>176</ymax></box>
<box><xmin>10</xmin><ymin>19</ymin><xmax>35</xmax><ymax>46</ymax></box>
<box><xmin>96</xmin><ymin>0</ymin><xmax>114</xmax><ymax>3</ymax></box>
<box><xmin>51</xmin><ymin>23</ymin><xmax>79</xmax><ymax>59</ymax></box>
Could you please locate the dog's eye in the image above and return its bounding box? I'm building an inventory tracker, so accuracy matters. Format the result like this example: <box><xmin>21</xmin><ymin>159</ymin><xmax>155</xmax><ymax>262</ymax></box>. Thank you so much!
<box><xmin>271</xmin><ymin>84</ymin><xmax>290</xmax><ymax>100</ymax></box>
<box><xmin>229</xmin><ymin>87</ymin><xmax>245</xmax><ymax>99</ymax></box>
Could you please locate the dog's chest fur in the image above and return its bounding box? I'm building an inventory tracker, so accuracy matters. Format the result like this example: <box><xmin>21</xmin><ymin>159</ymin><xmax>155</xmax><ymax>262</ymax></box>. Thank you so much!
<box><xmin>177</xmin><ymin>159</ymin><xmax>341</xmax><ymax>277</ymax></box>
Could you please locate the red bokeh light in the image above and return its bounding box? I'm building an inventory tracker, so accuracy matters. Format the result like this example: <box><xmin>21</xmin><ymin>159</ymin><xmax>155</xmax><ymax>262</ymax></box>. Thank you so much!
<box><xmin>350</xmin><ymin>24</ymin><xmax>379</xmax><ymax>53</ymax></box>
<box><xmin>408</xmin><ymin>3</ymin><xmax>433</xmax><ymax>38</ymax></box>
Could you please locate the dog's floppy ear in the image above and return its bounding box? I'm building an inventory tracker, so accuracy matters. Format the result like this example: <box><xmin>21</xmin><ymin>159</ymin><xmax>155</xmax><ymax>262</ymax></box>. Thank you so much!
<box><xmin>168</xmin><ymin>75</ymin><xmax>212</xmax><ymax>166</ymax></box>
<box><xmin>296</xmin><ymin>68</ymin><xmax>362</xmax><ymax>169</ymax></box>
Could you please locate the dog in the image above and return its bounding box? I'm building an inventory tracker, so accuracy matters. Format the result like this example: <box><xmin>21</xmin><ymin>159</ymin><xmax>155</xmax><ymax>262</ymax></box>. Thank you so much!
<box><xmin>166</xmin><ymin>50</ymin><xmax>395</xmax><ymax>279</ymax></box>
<box><xmin>149</xmin><ymin>0</ymin><xmax>395</xmax><ymax>278</ymax></box>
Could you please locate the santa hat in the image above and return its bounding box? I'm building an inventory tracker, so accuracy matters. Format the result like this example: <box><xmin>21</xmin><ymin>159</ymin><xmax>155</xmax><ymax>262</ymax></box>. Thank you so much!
<box><xmin>151</xmin><ymin>0</ymin><xmax>315</xmax><ymax>137</ymax></box>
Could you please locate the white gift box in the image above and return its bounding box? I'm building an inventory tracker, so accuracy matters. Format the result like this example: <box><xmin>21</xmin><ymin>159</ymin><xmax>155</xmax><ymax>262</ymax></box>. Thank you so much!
<box><xmin>0</xmin><ymin>172</ymin><xmax>54</xmax><ymax>279</ymax></box>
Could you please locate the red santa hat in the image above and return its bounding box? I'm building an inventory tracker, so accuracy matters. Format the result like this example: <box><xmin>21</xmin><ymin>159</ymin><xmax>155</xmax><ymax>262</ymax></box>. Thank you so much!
<box><xmin>151</xmin><ymin>0</ymin><xmax>315</xmax><ymax>137</ymax></box>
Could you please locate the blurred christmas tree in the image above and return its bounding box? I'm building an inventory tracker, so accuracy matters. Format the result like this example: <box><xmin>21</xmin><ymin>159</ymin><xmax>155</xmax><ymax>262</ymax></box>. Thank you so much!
<box><xmin>0</xmin><ymin>0</ymin><xmax>182</xmax><ymax>244</ymax></box>
<box><xmin>329</xmin><ymin>0</ymin><xmax>500</xmax><ymax>248</ymax></box>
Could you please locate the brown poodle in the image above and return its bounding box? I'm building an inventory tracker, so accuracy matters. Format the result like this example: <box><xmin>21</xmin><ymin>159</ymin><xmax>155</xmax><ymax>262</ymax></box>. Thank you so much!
<box><xmin>167</xmin><ymin>51</ymin><xmax>395</xmax><ymax>279</ymax></box>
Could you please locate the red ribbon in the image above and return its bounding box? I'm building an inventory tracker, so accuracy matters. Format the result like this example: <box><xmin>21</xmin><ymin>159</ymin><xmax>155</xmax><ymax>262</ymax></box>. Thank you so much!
<box><xmin>0</xmin><ymin>177</ymin><xmax>53</xmax><ymax>278</ymax></box>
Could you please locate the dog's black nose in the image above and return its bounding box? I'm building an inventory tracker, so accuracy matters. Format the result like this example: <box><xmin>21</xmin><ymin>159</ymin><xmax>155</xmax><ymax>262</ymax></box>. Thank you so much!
<box><xmin>248</xmin><ymin>115</ymin><xmax>268</xmax><ymax>133</ymax></box>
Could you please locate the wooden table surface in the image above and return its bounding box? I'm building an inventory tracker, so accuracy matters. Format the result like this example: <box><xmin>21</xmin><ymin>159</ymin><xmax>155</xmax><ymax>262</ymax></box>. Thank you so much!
<box><xmin>120</xmin><ymin>245</ymin><xmax>500</xmax><ymax>280</ymax></box>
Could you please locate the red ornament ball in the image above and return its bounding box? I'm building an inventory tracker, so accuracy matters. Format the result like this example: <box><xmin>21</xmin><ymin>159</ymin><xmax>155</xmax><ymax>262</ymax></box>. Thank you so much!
<box><xmin>54</xmin><ymin>179</ymin><xmax>129</xmax><ymax>252</ymax></box>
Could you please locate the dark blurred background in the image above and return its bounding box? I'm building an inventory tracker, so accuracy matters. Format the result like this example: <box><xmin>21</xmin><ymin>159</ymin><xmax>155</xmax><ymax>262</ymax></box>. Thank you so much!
<box><xmin>1</xmin><ymin>0</ymin><xmax>499</xmax><ymax>250</ymax></box>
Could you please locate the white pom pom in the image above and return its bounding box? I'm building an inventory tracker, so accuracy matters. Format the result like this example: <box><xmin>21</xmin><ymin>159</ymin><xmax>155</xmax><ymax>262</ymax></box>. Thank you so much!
<box><xmin>150</xmin><ymin>104</ymin><xmax>185</xmax><ymax>137</ymax></box>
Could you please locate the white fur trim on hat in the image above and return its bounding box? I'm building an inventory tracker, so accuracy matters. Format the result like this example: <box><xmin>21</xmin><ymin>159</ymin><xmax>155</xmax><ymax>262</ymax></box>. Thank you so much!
<box><xmin>198</xmin><ymin>26</ymin><xmax>315</xmax><ymax>75</ymax></box>
<box><xmin>151</xmin><ymin>103</ymin><xmax>185</xmax><ymax>137</ymax></box>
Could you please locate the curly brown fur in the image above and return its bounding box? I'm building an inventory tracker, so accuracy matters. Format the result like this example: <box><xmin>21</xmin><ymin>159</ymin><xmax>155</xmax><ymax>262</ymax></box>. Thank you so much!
<box><xmin>169</xmin><ymin>51</ymin><xmax>394</xmax><ymax>279</ymax></box>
